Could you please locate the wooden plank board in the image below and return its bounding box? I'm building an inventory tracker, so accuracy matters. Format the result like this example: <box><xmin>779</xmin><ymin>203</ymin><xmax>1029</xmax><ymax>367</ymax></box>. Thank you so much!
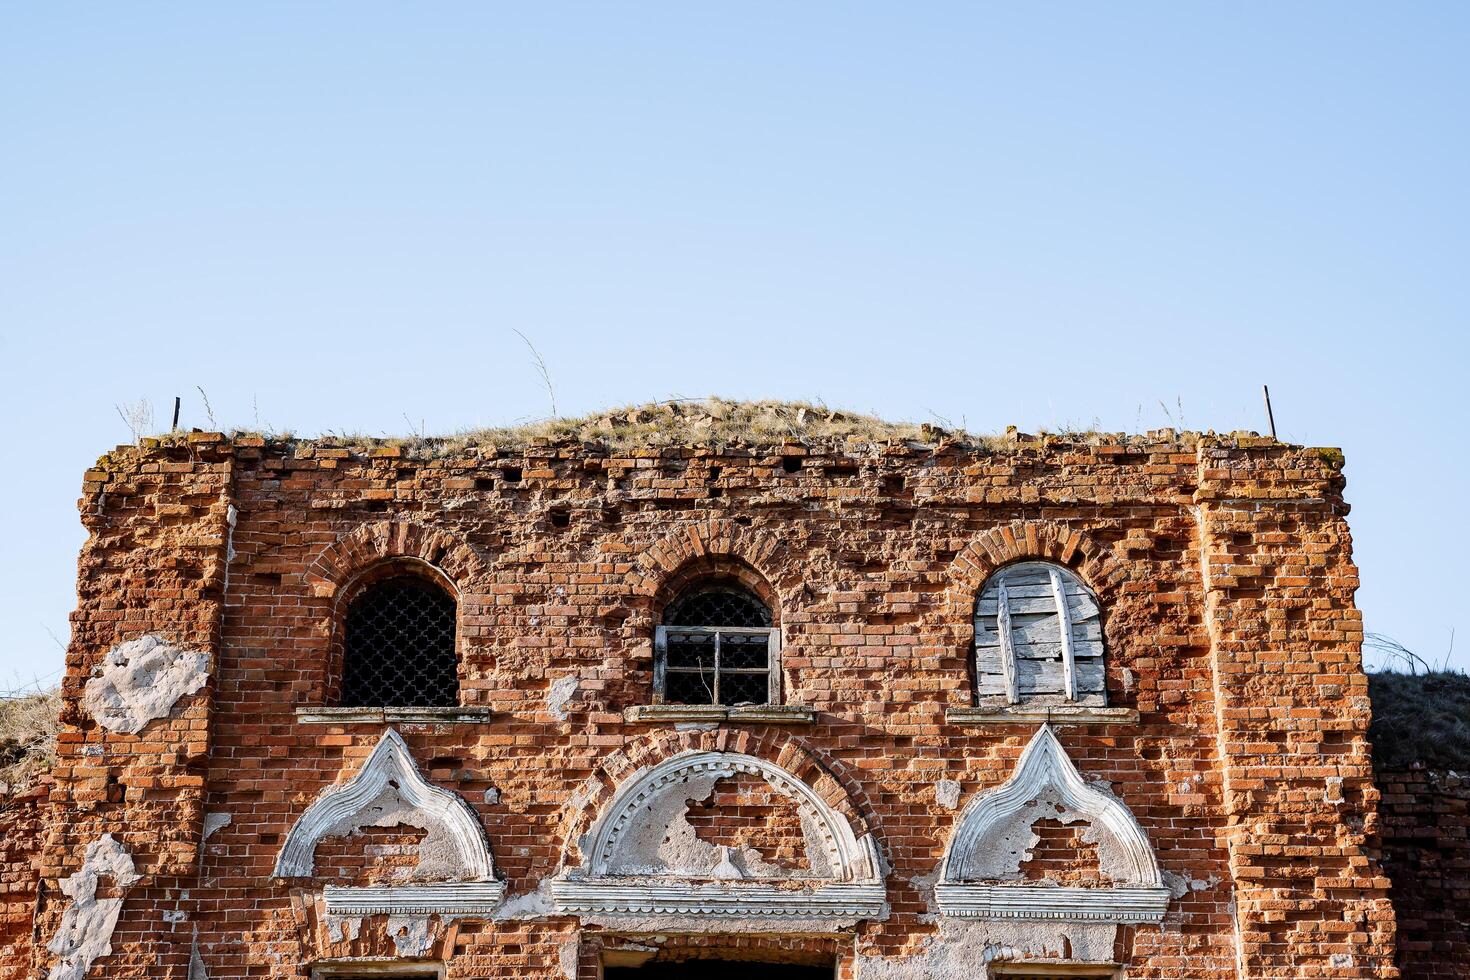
<box><xmin>996</xmin><ymin>578</ymin><xmax>1018</xmax><ymax>703</ymax></box>
<box><xmin>976</xmin><ymin>594</ymin><xmax>1099</xmax><ymax>619</ymax></box>
<box><xmin>976</xmin><ymin>616</ymin><xmax>1102</xmax><ymax>647</ymax></box>
<box><xmin>1050</xmin><ymin>566</ymin><xmax>1077</xmax><ymax>700</ymax></box>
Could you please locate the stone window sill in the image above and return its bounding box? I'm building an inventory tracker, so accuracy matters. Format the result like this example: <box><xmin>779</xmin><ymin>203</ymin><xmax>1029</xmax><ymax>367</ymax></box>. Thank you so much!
<box><xmin>624</xmin><ymin>704</ymin><xmax>816</xmax><ymax>725</ymax></box>
<box><xmin>296</xmin><ymin>706</ymin><xmax>496</xmax><ymax>724</ymax></box>
<box><xmin>945</xmin><ymin>705</ymin><xmax>1139</xmax><ymax>726</ymax></box>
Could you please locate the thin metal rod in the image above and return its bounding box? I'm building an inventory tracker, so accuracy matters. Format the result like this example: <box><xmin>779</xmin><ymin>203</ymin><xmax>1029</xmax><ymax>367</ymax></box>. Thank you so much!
<box><xmin>1262</xmin><ymin>385</ymin><xmax>1277</xmax><ymax>439</ymax></box>
<box><xmin>171</xmin><ymin>396</ymin><xmax>181</xmax><ymax>431</ymax></box>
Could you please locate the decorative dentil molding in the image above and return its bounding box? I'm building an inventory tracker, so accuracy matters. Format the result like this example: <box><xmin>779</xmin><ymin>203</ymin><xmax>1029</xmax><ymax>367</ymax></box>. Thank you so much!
<box><xmin>274</xmin><ymin>728</ymin><xmax>497</xmax><ymax>889</ymax></box>
<box><xmin>937</xmin><ymin>725</ymin><xmax>1169</xmax><ymax>923</ymax></box>
<box><xmin>556</xmin><ymin>749</ymin><xmax>886</xmax><ymax>925</ymax></box>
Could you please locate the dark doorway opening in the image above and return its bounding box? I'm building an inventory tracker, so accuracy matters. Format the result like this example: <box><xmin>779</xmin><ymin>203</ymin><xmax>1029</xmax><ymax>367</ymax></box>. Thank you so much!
<box><xmin>606</xmin><ymin>962</ymin><xmax>831</xmax><ymax>980</ymax></box>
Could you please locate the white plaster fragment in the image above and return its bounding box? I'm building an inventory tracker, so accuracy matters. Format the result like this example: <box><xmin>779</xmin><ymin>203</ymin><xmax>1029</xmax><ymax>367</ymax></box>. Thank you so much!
<box><xmin>558</xmin><ymin>939</ymin><xmax>580</xmax><ymax>980</ymax></box>
<box><xmin>483</xmin><ymin>786</ymin><xmax>500</xmax><ymax>805</ymax></box>
<box><xmin>202</xmin><ymin>812</ymin><xmax>232</xmax><ymax>842</ymax></box>
<box><xmin>547</xmin><ymin>676</ymin><xmax>580</xmax><ymax>720</ymax></box>
<box><xmin>1330</xmin><ymin>953</ymin><xmax>1354</xmax><ymax>969</ymax></box>
<box><xmin>84</xmin><ymin>635</ymin><xmax>210</xmax><ymax>735</ymax></box>
<box><xmin>935</xmin><ymin>780</ymin><xmax>962</xmax><ymax>811</ymax></box>
<box><xmin>855</xmin><ymin>918</ymin><xmax>1117</xmax><ymax>978</ymax></box>
<box><xmin>188</xmin><ymin>927</ymin><xmax>209</xmax><ymax>980</ymax></box>
<box><xmin>491</xmin><ymin>879</ymin><xmax>556</xmax><ymax>921</ymax></box>
<box><xmin>46</xmin><ymin>834</ymin><xmax>141</xmax><ymax>980</ymax></box>
<box><xmin>327</xmin><ymin>915</ymin><xmax>363</xmax><ymax>943</ymax></box>
<box><xmin>385</xmin><ymin>915</ymin><xmax>433</xmax><ymax>957</ymax></box>
<box><xmin>163</xmin><ymin>910</ymin><xmax>187</xmax><ymax>924</ymax></box>
<box><xmin>1325</xmin><ymin>775</ymin><xmax>1344</xmax><ymax>804</ymax></box>
<box><xmin>606</xmin><ymin>769</ymin><xmax>815</xmax><ymax>880</ymax></box>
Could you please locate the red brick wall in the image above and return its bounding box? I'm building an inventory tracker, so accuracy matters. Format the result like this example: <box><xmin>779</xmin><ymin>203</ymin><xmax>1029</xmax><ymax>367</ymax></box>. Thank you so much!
<box><xmin>12</xmin><ymin>430</ymin><xmax>1400</xmax><ymax>978</ymax></box>
<box><xmin>1376</xmin><ymin>769</ymin><xmax>1470</xmax><ymax>978</ymax></box>
<box><xmin>0</xmin><ymin>785</ymin><xmax>47</xmax><ymax>980</ymax></box>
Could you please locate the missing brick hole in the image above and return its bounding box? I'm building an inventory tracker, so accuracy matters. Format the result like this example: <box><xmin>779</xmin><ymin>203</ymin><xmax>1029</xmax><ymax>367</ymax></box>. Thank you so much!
<box><xmin>363</xmin><ymin>500</ymin><xmax>389</xmax><ymax>513</ymax></box>
<box><xmin>253</xmin><ymin>572</ymin><xmax>283</xmax><ymax>585</ymax></box>
<box><xmin>602</xmin><ymin>506</ymin><xmax>621</xmax><ymax>525</ymax></box>
<box><xmin>501</xmin><ymin>466</ymin><xmax>522</xmax><ymax>483</ymax></box>
<box><xmin>550</xmin><ymin>508</ymin><xmax>571</xmax><ymax>528</ymax></box>
<box><xmin>880</xmin><ymin>475</ymin><xmax>905</xmax><ymax>493</ymax></box>
<box><xmin>708</xmin><ymin>466</ymin><xmax>722</xmax><ymax>480</ymax></box>
<box><xmin>824</xmin><ymin>463</ymin><xmax>859</xmax><ymax>477</ymax></box>
<box><xmin>475</xmin><ymin>478</ymin><xmax>496</xmax><ymax>491</ymax></box>
<box><xmin>781</xmin><ymin>457</ymin><xmax>803</xmax><ymax>474</ymax></box>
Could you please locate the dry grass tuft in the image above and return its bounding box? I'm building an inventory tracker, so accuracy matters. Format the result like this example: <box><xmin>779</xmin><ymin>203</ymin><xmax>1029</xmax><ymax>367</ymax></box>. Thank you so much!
<box><xmin>0</xmin><ymin>690</ymin><xmax>59</xmax><ymax>798</ymax></box>
<box><xmin>255</xmin><ymin>398</ymin><xmax>1035</xmax><ymax>457</ymax></box>
<box><xmin>1368</xmin><ymin>670</ymin><xmax>1470</xmax><ymax>771</ymax></box>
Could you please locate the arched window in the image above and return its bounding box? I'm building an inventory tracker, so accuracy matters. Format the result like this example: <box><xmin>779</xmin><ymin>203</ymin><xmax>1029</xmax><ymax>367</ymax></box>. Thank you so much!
<box><xmin>655</xmin><ymin>582</ymin><xmax>779</xmax><ymax>706</ymax></box>
<box><xmin>974</xmin><ymin>561</ymin><xmax>1105</xmax><ymax>706</ymax></box>
<box><xmin>341</xmin><ymin>573</ymin><xmax>459</xmax><ymax>708</ymax></box>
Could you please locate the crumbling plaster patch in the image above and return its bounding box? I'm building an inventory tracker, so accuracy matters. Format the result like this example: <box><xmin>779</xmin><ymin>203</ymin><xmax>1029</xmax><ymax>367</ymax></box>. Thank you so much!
<box><xmin>46</xmin><ymin>833</ymin><xmax>141</xmax><ymax>980</ymax></box>
<box><xmin>274</xmin><ymin>728</ymin><xmax>496</xmax><ymax>883</ymax></box>
<box><xmin>605</xmin><ymin>770</ymin><xmax>820</xmax><ymax>880</ymax></box>
<box><xmin>582</xmin><ymin>751</ymin><xmax>877</xmax><ymax>883</ymax></box>
<box><xmin>935</xmin><ymin>780</ymin><xmax>962</xmax><ymax>811</ymax></box>
<box><xmin>202</xmin><ymin>812</ymin><xmax>231</xmax><ymax>842</ymax></box>
<box><xmin>83</xmin><ymin>635</ymin><xmax>210</xmax><ymax>735</ymax></box>
<box><xmin>856</xmin><ymin>918</ymin><xmax>1117</xmax><ymax>979</ymax></box>
<box><xmin>188</xmin><ymin>927</ymin><xmax>209</xmax><ymax>980</ymax></box>
<box><xmin>385</xmin><ymin>915</ymin><xmax>433</xmax><ymax>957</ymax></box>
<box><xmin>547</xmin><ymin>676</ymin><xmax>581</xmax><ymax>720</ymax></box>
<box><xmin>326</xmin><ymin>915</ymin><xmax>363</xmax><ymax>943</ymax></box>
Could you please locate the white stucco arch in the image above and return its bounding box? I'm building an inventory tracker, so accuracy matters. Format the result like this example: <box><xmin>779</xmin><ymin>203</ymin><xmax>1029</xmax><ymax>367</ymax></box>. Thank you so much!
<box><xmin>554</xmin><ymin>749</ymin><xmax>886</xmax><ymax>926</ymax></box>
<box><xmin>274</xmin><ymin>728</ymin><xmax>504</xmax><ymax>914</ymax></box>
<box><xmin>937</xmin><ymin>725</ymin><xmax>1169</xmax><ymax>923</ymax></box>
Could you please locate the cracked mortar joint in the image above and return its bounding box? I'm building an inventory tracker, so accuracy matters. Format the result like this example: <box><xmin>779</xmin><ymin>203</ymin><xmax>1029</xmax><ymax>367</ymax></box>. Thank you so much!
<box><xmin>84</xmin><ymin>635</ymin><xmax>210</xmax><ymax>735</ymax></box>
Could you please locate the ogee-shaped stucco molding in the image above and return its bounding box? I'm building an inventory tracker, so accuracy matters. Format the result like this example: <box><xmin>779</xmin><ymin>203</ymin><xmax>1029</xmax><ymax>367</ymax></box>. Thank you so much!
<box><xmin>936</xmin><ymin>725</ymin><xmax>1169</xmax><ymax>923</ymax></box>
<box><xmin>274</xmin><ymin>728</ymin><xmax>496</xmax><ymax>884</ymax></box>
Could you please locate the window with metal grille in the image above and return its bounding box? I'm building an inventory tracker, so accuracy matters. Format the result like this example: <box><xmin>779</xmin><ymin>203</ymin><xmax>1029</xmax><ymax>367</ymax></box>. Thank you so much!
<box><xmin>974</xmin><ymin>561</ymin><xmax>1106</xmax><ymax>706</ymax></box>
<box><xmin>655</xmin><ymin>583</ymin><xmax>779</xmax><ymax>706</ymax></box>
<box><xmin>341</xmin><ymin>574</ymin><xmax>459</xmax><ymax>708</ymax></box>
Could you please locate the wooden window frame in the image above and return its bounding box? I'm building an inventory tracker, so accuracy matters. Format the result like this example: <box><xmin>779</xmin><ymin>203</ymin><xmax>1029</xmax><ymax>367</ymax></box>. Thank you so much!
<box><xmin>654</xmin><ymin>624</ymin><xmax>782</xmax><ymax>706</ymax></box>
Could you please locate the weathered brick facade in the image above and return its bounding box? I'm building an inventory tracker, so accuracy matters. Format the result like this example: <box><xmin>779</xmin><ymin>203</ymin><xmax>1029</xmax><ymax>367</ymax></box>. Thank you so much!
<box><xmin>4</xmin><ymin>419</ymin><xmax>1405</xmax><ymax>978</ymax></box>
<box><xmin>1376</xmin><ymin>769</ymin><xmax>1470</xmax><ymax>977</ymax></box>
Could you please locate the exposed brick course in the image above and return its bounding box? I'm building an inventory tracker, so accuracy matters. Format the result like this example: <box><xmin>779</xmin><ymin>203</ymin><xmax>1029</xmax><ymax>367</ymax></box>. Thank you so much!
<box><xmin>1</xmin><ymin>424</ymin><xmax>1409</xmax><ymax>977</ymax></box>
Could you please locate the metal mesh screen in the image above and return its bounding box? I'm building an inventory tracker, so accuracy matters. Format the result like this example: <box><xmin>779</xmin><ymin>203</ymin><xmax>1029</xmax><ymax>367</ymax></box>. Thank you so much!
<box><xmin>341</xmin><ymin>576</ymin><xmax>459</xmax><ymax>708</ymax></box>
<box><xmin>661</xmin><ymin>584</ymin><xmax>774</xmax><ymax>706</ymax></box>
<box><xmin>663</xmin><ymin>585</ymin><xmax>772</xmax><ymax>628</ymax></box>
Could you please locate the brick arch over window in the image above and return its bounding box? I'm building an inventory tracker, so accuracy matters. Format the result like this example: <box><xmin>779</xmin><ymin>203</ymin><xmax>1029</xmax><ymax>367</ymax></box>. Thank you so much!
<box><xmin>305</xmin><ymin>519</ymin><xmax>489</xmax><ymax>601</ymax></box>
<box><xmin>942</xmin><ymin>521</ymin><xmax>1125</xmax><ymax>625</ymax></box>
<box><xmin>624</xmin><ymin>520</ymin><xmax>797</xmax><ymax>624</ymax></box>
<box><xmin>303</xmin><ymin>520</ymin><xmax>488</xmax><ymax>706</ymax></box>
<box><xmin>554</xmin><ymin>728</ymin><xmax>881</xmax><ymax>875</ymax></box>
<box><xmin>943</xmin><ymin>522</ymin><xmax>1124</xmax><ymax>706</ymax></box>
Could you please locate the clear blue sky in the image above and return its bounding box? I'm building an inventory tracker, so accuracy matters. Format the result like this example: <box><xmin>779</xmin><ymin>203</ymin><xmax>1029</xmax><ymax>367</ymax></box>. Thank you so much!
<box><xmin>2</xmin><ymin>3</ymin><xmax>1466</xmax><ymax>687</ymax></box>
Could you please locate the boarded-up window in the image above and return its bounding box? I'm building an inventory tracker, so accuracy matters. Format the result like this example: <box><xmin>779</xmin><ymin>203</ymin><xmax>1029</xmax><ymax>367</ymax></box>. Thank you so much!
<box><xmin>974</xmin><ymin>562</ymin><xmax>1105</xmax><ymax>706</ymax></box>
